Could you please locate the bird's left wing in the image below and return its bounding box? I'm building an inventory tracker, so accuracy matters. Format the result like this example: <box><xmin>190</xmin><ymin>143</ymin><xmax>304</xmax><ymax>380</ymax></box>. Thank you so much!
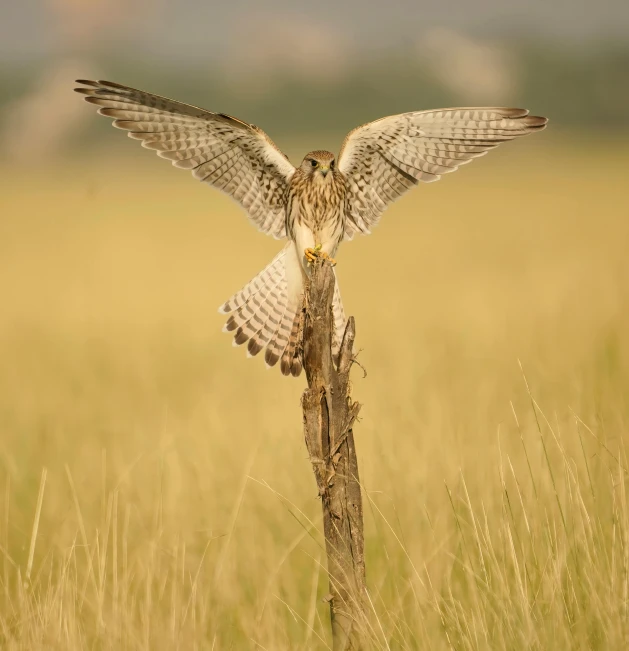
<box><xmin>75</xmin><ymin>80</ymin><xmax>295</xmax><ymax>238</ymax></box>
<box><xmin>337</xmin><ymin>107</ymin><xmax>547</xmax><ymax>239</ymax></box>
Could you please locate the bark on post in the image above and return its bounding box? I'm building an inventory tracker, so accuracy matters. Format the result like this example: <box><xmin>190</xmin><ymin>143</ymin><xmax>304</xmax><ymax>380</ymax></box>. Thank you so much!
<box><xmin>301</xmin><ymin>259</ymin><xmax>366</xmax><ymax>650</ymax></box>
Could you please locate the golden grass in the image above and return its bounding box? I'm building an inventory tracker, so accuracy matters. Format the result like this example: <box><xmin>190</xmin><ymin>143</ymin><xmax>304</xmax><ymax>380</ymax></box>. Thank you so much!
<box><xmin>0</xmin><ymin>134</ymin><xmax>628</xmax><ymax>649</ymax></box>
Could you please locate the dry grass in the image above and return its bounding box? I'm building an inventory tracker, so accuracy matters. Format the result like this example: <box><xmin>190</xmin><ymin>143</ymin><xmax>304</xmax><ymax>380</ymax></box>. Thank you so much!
<box><xmin>0</xmin><ymin>134</ymin><xmax>628</xmax><ymax>649</ymax></box>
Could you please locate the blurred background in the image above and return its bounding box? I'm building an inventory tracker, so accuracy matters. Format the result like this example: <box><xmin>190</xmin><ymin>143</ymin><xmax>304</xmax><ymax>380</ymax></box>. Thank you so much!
<box><xmin>1</xmin><ymin>0</ymin><xmax>629</xmax><ymax>159</ymax></box>
<box><xmin>1</xmin><ymin>2</ymin><xmax>629</xmax><ymax>649</ymax></box>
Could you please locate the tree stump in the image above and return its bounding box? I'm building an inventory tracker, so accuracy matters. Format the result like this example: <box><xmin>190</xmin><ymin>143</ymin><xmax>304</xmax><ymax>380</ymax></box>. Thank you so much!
<box><xmin>301</xmin><ymin>259</ymin><xmax>366</xmax><ymax>650</ymax></box>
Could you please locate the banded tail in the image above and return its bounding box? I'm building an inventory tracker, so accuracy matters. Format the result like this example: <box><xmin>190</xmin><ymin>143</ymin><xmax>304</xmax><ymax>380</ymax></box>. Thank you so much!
<box><xmin>219</xmin><ymin>244</ymin><xmax>346</xmax><ymax>377</ymax></box>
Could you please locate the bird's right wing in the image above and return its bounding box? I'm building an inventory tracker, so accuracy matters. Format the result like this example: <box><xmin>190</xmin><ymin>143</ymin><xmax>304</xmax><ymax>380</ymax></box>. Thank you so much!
<box><xmin>75</xmin><ymin>80</ymin><xmax>295</xmax><ymax>239</ymax></box>
<box><xmin>337</xmin><ymin>107</ymin><xmax>547</xmax><ymax>239</ymax></box>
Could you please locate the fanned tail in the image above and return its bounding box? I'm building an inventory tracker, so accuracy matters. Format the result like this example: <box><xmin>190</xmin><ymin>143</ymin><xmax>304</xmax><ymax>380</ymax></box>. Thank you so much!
<box><xmin>221</xmin><ymin>243</ymin><xmax>323</xmax><ymax>377</ymax></box>
<box><xmin>219</xmin><ymin>247</ymin><xmax>286</xmax><ymax>314</ymax></box>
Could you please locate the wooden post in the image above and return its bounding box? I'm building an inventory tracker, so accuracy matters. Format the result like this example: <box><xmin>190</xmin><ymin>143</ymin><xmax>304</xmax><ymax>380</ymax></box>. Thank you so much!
<box><xmin>301</xmin><ymin>259</ymin><xmax>366</xmax><ymax>650</ymax></box>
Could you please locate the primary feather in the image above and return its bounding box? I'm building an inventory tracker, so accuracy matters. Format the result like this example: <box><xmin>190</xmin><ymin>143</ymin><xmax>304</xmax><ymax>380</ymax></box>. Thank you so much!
<box><xmin>75</xmin><ymin>79</ymin><xmax>294</xmax><ymax>238</ymax></box>
<box><xmin>338</xmin><ymin>107</ymin><xmax>547</xmax><ymax>238</ymax></box>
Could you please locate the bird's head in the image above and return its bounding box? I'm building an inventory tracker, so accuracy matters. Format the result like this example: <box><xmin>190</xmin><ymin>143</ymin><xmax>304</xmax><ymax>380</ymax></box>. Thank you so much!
<box><xmin>300</xmin><ymin>150</ymin><xmax>336</xmax><ymax>180</ymax></box>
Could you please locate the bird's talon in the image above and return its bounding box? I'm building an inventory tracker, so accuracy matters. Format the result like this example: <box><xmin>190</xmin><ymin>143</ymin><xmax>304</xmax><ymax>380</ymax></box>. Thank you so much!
<box><xmin>320</xmin><ymin>252</ymin><xmax>337</xmax><ymax>266</ymax></box>
<box><xmin>304</xmin><ymin>246</ymin><xmax>336</xmax><ymax>267</ymax></box>
<box><xmin>304</xmin><ymin>247</ymin><xmax>317</xmax><ymax>264</ymax></box>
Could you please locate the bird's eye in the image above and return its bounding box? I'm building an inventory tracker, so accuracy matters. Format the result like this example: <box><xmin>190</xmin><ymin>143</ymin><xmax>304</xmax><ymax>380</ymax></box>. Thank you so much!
<box><xmin>311</xmin><ymin>160</ymin><xmax>317</xmax><ymax>167</ymax></box>
<box><xmin>330</xmin><ymin>160</ymin><xmax>335</xmax><ymax>169</ymax></box>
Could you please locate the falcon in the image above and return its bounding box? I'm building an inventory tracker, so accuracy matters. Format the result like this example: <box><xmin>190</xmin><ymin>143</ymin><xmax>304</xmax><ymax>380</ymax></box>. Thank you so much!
<box><xmin>75</xmin><ymin>80</ymin><xmax>547</xmax><ymax>376</ymax></box>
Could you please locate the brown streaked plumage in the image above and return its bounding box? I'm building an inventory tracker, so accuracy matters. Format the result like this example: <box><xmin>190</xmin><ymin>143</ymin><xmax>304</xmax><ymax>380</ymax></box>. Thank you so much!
<box><xmin>75</xmin><ymin>80</ymin><xmax>548</xmax><ymax>376</ymax></box>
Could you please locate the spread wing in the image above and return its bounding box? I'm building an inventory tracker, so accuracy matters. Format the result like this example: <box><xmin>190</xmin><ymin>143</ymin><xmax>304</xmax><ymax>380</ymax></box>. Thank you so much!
<box><xmin>337</xmin><ymin>107</ymin><xmax>548</xmax><ymax>239</ymax></box>
<box><xmin>75</xmin><ymin>80</ymin><xmax>295</xmax><ymax>239</ymax></box>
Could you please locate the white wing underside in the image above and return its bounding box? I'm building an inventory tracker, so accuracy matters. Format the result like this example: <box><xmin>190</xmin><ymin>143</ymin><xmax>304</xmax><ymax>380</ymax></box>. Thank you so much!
<box><xmin>76</xmin><ymin>83</ymin><xmax>546</xmax><ymax>245</ymax></box>
<box><xmin>75</xmin><ymin>79</ymin><xmax>295</xmax><ymax>238</ymax></box>
<box><xmin>337</xmin><ymin>107</ymin><xmax>547</xmax><ymax>239</ymax></box>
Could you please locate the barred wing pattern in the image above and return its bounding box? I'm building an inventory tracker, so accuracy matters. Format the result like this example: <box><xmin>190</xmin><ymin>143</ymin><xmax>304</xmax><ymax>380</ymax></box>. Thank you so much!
<box><xmin>75</xmin><ymin>80</ymin><xmax>295</xmax><ymax>238</ymax></box>
<box><xmin>338</xmin><ymin>108</ymin><xmax>547</xmax><ymax>239</ymax></box>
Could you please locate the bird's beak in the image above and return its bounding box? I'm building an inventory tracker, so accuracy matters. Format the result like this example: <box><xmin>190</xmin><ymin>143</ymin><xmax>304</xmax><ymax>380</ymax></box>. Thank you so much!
<box><xmin>320</xmin><ymin>166</ymin><xmax>329</xmax><ymax>177</ymax></box>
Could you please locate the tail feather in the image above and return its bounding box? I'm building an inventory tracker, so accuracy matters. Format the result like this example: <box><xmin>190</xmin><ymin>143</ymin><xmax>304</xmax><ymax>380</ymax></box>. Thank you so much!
<box><xmin>264</xmin><ymin>299</ymin><xmax>296</xmax><ymax>370</ymax></box>
<box><xmin>224</xmin><ymin>272</ymin><xmax>284</xmax><ymax>344</ymax></box>
<box><xmin>234</xmin><ymin>286</ymin><xmax>284</xmax><ymax>347</ymax></box>
<box><xmin>331</xmin><ymin>272</ymin><xmax>347</xmax><ymax>359</ymax></box>
<box><xmin>280</xmin><ymin>310</ymin><xmax>304</xmax><ymax>377</ymax></box>
<box><xmin>220</xmin><ymin>244</ymin><xmax>346</xmax><ymax>378</ymax></box>
<box><xmin>218</xmin><ymin>247</ymin><xmax>286</xmax><ymax>314</ymax></box>
<box><xmin>221</xmin><ymin>243</ymin><xmax>304</xmax><ymax>375</ymax></box>
<box><xmin>246</xmin><ymin>285</ymin><xmax>287</xmax><ymax>357</ymax></box>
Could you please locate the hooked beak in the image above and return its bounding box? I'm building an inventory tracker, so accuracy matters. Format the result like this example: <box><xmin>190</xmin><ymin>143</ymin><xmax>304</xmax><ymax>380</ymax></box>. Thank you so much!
<box><xmin>320</xmin><ymin>166</ymin><xmax>329</xmax><ymax>177</ymax></box>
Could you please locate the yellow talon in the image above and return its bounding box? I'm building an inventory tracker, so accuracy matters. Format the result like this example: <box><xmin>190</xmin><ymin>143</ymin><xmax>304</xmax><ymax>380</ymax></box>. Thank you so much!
<box><xmin>304</xmin><ymin>247</ymin><xmax>317</xmax><ymax>264</ymax></box>
<box><xmin>320</xmin><ymin>251</ymin><xmax>337</xmax><ymax>266</ymax></box>
<box><xmin>304</xmin><ymin>244</ymin><xmax>336</xmax><ymax>267</ymax></box>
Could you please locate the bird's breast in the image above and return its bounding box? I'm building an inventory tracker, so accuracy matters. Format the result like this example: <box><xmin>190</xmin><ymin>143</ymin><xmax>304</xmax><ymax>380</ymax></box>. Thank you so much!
<box><xmin>286</xmin><ymin>175</ymin><xmax>346</xmax><ymax>265</ymax></box>
<box><xmin>289</xmin><ymin>178</ymin><xmax>345</xmax><ymax>231</ymax></box>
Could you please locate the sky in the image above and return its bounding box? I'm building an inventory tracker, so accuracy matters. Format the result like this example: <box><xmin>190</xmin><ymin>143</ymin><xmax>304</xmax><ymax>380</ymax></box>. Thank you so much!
<box><xmin>1</xmin><ymin>0</ymin><xmax>626</xmax><ymax>162</ymax></box>
<box><xmin>1</xmin><ymin>0</ymin><xmax>628</xmax><ymax>65</ymax></box>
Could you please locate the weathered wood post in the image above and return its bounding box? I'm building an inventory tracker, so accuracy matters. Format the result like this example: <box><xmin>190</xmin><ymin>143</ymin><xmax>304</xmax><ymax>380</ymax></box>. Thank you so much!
<box><xmin>301</xmin><ymin>259</ymin><xmax>367</xmax><ymax>650</ymax></box>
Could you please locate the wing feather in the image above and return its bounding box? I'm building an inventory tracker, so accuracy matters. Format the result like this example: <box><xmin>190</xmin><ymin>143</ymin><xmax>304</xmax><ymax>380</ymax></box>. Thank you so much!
<box><xmin>338</xmin><ymin>107</ymin><xmax>547</xmax><ymax>238</ymax></box>
<box><xmin>75</xmin><ymin>80</ymin><xmax>295</xmax><ymax>239</ymax></box>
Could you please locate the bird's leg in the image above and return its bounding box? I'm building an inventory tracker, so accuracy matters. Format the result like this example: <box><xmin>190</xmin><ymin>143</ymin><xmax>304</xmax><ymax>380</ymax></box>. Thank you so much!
<box><xmin>304</xmin><ymin>243</ymin><xmax>336</xmax><ymax>266</ymax></box>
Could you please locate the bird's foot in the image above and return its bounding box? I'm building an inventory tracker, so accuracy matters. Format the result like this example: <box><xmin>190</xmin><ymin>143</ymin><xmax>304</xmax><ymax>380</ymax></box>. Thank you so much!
<box><xmin>320</xmin><ymin>251</ymin><xmax>336</xmax><ymax>266</ymax></box>
<box><xmin>304</xmin><ymin>244</ymin><xmax>336</xmax><ymax>267</ymax></box>
<box><xmin>304</xmin><ymin>246</ymin><xmax>319</xmax><ymax>264</ymax></box>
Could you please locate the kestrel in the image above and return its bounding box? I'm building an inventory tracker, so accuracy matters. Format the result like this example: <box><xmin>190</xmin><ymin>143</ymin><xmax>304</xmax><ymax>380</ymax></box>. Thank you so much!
<box><xmin>75</xmin><ymin>80</ymin><xmax>547</xmax><ymax>376</ymax></box>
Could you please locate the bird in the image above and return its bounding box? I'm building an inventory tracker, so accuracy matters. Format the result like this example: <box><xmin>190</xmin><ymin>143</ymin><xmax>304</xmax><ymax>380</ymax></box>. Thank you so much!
<box><xmin>75</xmin><ymin>79</ymin><xmax>548</xmax><ymax>377</ymax></box>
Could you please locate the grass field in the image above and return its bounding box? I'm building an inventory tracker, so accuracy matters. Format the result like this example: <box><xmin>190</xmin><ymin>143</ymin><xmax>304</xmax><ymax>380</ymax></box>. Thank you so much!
<box><xmin>1</xmin><ymin>134</ymin><xmax>628</xmax><ymax>649</ymax></box>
